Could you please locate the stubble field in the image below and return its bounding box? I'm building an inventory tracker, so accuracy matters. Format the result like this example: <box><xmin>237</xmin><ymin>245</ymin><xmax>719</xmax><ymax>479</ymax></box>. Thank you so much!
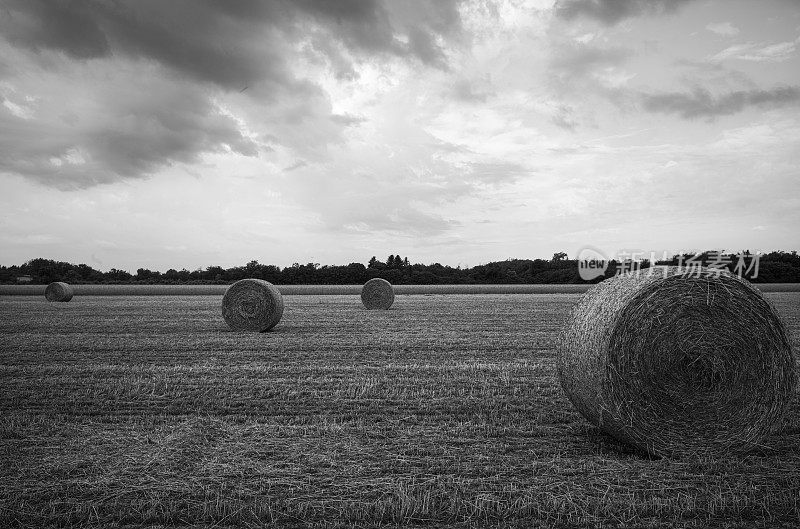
<box><xmin>1</xmin><ymin>293</ymin><xmax>799</xmax><ymax>528</ymax></box>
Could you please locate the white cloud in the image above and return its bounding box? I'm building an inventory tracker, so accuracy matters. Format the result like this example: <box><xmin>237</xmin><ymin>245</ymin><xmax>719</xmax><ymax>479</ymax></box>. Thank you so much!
<box><xmin>708</xmin><ymin>37</ymin><xmax>800</xmax><ymax>63</ymax></box>
<box><xmin>593</xmin><ymin>67</ymin><xmax>636</xmax><ymax>88</ymax></box>
<box><xmin>706</xmin><ymin>22</ymin><xmax>740</xmax><ymax>37</ymax></box>
<box><xmin>1</xmin><ymin>98</ymin><xmax>33</xmax><ymax>119</ymax></box>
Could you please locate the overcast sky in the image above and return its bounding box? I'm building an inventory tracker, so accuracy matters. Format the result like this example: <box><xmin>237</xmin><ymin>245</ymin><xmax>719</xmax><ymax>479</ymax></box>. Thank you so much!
<box><xmin>1</xmin><ymin>0</ymin><xmax>799</xmax><ymax>271</ymax></box>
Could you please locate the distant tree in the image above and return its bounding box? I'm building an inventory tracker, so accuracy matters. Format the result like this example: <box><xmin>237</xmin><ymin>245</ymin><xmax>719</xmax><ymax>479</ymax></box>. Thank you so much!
<box><xmin>76</xmin><ymin>263</ymin><xmax>103</xmax><ymax>282</ymax></box>
<box><xmin>0</xmin><ymin>265</ymin><xmax>16</xmax><ymax>283</ymax></box>
<box><xmin>344</xmin><ymin>262</ymin><xmax>367</xmax><ymax>283</ymax></box>
<box><xmin>5</xmin><ymin>249</ymin><xmax>800</xmax><ymax>285</ymax></box>
<box><xmin>244</xmin><ymin>260</ymin><xmax>261</xmax><ymax>278</ymax></box>
<box><xmin>21</xmin><ymin>258</ymin><xmax>78</xmax><ymax>284</ymax></box>
<box><xmin>106</xmin><ymin>268</ymin><xmax>132</xmax><ymax>281</ymax></box>
<box><xmin>135</xmin><ymin>268</ymin><xmax>161</xmax><ymax>281</ymax></box>
<box><xmin>205</xmin><ymin>266</ymin><xmax>225</xmax><ymax>282</ymax></box>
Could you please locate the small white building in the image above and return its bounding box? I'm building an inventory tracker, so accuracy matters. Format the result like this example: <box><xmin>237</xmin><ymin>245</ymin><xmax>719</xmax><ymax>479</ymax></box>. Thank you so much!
<box><xmin>16</xmin><ymin>275</ymin><xmax>32</xmax><ymax>283</ymax></box>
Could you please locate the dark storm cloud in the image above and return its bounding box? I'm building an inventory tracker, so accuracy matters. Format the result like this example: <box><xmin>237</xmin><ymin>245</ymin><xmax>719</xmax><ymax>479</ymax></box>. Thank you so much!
<box><xmin>1</xmin><ymin>0</ymin><xmax>461</xmax><ymax>89</ymax></box>
<box><xmin>0</xmin><ymin>0</ymin><xmax>109</xmax><ymax>59</ymax></box>
<box><xmin>554</xmin><ymin>0</ymin><xmax>696</xmax><ymax>25</ymax></box>
<box><xmin>86</xmin><ymin>86</ymin><xmax>260</xmax><ymax>174</ymax></box>
<box><xmin>0</xmin><ymin>0</ymin><xmax>461</xmax><ymax>188</ymax></box>
<box><xmin>407</xmin><ymin>26</ymin><xmax>448</xmax><ymax>69</ymax></box>
<box><xmin>640</xmin><ymin>86</ymin><xmax>800</xmax><ymax>119</ymax></box>
<box><xmin>2</xmin><ymin>1</ymin><xmax>314</xmax><ymax>92</ymax></box>
<box><xmin>0</xmin><ymin>79</ymin><xmax>258</xmax><ymax>189</ymax></box>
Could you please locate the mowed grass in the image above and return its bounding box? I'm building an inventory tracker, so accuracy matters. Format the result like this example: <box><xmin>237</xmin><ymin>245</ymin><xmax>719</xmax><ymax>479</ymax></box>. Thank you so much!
<box><xmin>3</xmin><ymin>283</ymin><xmax>798</xmax><ymax>297</ymax></box>
<box><xmin>0</xmin><ymin>294</ymin><xmax>798</xmax><ymax>528</ymax></box>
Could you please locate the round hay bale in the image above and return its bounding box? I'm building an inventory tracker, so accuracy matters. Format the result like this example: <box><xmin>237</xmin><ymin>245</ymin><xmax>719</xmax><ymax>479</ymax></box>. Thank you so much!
<box><xmin>557</xmin><ymin>266</ymin><xmax>796</xmax><ymax>457</ymax></box>
<box><xmin>361</xmin><ymin>278</ymin><xmax>394</xmax><ymax>310</ymax></box>
<box><xmin>221</xmin><ymin>279</ymin><xmax>284</xmax><ymax>332</ymax></box>
<box><xmin>45</xmin><ymin>282</ymin><xmax>73</xmax><ymax>302</ymax></box>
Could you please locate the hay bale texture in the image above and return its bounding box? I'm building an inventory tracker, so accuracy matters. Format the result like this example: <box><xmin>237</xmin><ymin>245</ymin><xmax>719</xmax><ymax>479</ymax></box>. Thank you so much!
<box><xmin>221</xmin><ymin>279</ymin><xmax>284</xmax><ymax>332</ymax></box>
<box><xmin>45</xmin><ymin>282</ymin><xmax>73</xmax><ymax>302</ymax></box>
<box><xmin>361</xmin><ymin>278</ymin><xmax>394</xmax><ymax>310</ymax></box>
<box><xmin>557</xmin><ymin>266</ymin><xmax>796</xmax><ymax>457</ymax></box>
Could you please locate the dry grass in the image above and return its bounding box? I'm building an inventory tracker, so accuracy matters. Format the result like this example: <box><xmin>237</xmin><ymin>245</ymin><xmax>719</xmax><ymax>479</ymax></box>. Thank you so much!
<box><xmin>43</xmin><ymin>282</ymin><xmax>73</xmax><ymax>302</ymax></box>
<box><xmin>221</xmin><ymin>279</ymin><xmax>284</xmax><ymax>332</ymax></box>
<box><xmin>558</xmin><ymin>268</ymin><xmax>796</xmax><ymax>458</ymax></box>
<box><xmin>361</xmin><ymin>278</ymin><xmax>395</xmax><ymax>310</ymax></box>
<box><xmin>0</xmin><ymin>293</ymin><xmax>798</xmax><ymax>527</ymax></box>
<box><xmin>3</xmin><ymin>283</ymin><xmax>799</xmax><ymax>297</ymax></box>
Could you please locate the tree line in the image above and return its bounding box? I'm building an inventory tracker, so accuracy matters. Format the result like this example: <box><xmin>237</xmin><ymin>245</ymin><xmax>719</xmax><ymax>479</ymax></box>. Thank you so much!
<box><xmin>2</xmin><ymin>251</ymin><xmax>799</xmax><ymax>285</ymax></box>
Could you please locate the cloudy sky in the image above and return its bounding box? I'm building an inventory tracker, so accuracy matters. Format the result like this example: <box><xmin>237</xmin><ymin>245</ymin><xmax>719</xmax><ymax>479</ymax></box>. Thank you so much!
<box><xmin>1</xmin><ymin>0</ymin><xmax>799</xmax><ymax>271</ymax></box>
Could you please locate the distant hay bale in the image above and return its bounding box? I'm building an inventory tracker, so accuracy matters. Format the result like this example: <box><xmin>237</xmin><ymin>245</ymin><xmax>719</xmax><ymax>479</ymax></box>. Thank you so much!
<box><xmin>557</xmin><ymin>266</ymin><xmax>796</xmax><ymax>458</ymax></box>
<box><xmin>221</xmin><ymin>279</ymin><xmax>284</xmax><ymax>332</ymax></box>
<box><xmin>361</xmin><ymin>278</ymin><xmax>395</xmax><ymax>310</ymax></box>
<box><xmin>45</xmin><ymin>282</ymin><xmax>73</xmax><ymax>302</ymax></box>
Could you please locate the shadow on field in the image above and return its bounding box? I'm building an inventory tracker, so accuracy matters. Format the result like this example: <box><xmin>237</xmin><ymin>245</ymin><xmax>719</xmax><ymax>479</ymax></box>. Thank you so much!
<box><xmin>574</xmin><ymin>402</ymin><xmax>800</xmax><ymax>460</ymax></box>
<box><xmin>579</xmin><ymin>425</ymin><xmax>657</xmax><ymax>460</ymax></box>
<box><xmin>217</xmin><ymin>326</ymin><xmax>297</xmax><ymax>334</ymax></box>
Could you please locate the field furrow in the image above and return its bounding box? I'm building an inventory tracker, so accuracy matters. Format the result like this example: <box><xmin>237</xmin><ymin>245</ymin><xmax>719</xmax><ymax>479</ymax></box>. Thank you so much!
<box><xmin>1</xmin><ymin>294</ymin><xmax>798</xmax><ymax>528</ymax></box>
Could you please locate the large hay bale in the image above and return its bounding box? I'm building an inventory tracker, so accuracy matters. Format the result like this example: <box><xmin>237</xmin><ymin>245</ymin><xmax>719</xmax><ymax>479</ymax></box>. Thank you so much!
<box><xmin>361</xmin><ymin>278</ymin><xmax>394</xmax><ymax>310</ymax></box>
<box><xmin>221</xmin><ymin>279</ymin><xmax>284</xmax><ymax>332</ymax></box>
<box><xmin>557</xmin><ymin>266</ymin><xmax>796</xmax><ymax>457</ymax></box>
<box><xmin>45</xmin><ymin>282</ymin><xmax>73</xmax><ymax>302</ymax></box>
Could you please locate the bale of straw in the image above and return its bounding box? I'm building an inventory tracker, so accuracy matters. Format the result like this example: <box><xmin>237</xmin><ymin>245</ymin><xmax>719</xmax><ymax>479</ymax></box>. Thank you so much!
<box><xmin>45</xmin><ymin>282</ymin><xmax>74</xmax><ymax>302</ymax></box>
<box><xmin>221</xmin><ymin>279</ymin><xmax>284</xmax><ymax>332</ymax></box>
<box><xmin>361</xmin><ymin>278</ymin><xmax>395</xmax><ymax>310</ymax></box>
<box><xmin>557</xmin><ymin>266</ymin><xmax>796</xmax><ymax>457</ymax></box>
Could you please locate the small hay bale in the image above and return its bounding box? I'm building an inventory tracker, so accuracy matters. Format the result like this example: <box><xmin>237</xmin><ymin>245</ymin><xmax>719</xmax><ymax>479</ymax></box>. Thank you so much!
<box><xmin>45</xmin><ymin>282</ymin><xmax>73</xmax><ymax>302</ymax></box>
<box><xmin>361</xmin><ymin>278</ymin><xmax>394</xmax><ymax>310</ymax></box>
<box><xmin>557</xmin><ymin>266</ymin><xmax>796</xmax><ymax>457</ymax></box>
<box><xmin>221</xmin><ymin>279</ymin><xmax>284</xmax><ymax>332</ymax></box>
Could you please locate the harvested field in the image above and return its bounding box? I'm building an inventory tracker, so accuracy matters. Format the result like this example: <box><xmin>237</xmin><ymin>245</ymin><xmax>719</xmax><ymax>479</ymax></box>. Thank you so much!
<box><xmin>1</xmin><ymin>293</ymin><xmax>798</xmax><ymax>528</ymax></box>
<box><xmin>1</xmin><ymin>284</ymin><xmax>593</xmax><ymax>296</ymax></box>
<box><xmin>2</xmin><ymin>283</ymin><xmax>799</xmax><ymax>296</ymax></box>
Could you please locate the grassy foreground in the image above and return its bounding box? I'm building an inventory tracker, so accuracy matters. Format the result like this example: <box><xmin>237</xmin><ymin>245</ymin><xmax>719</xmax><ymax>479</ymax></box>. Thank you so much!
<box><xmin>1</xmin><ymin>294</ymin><xmax>798</xmax><ymax>528</ymax></box>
